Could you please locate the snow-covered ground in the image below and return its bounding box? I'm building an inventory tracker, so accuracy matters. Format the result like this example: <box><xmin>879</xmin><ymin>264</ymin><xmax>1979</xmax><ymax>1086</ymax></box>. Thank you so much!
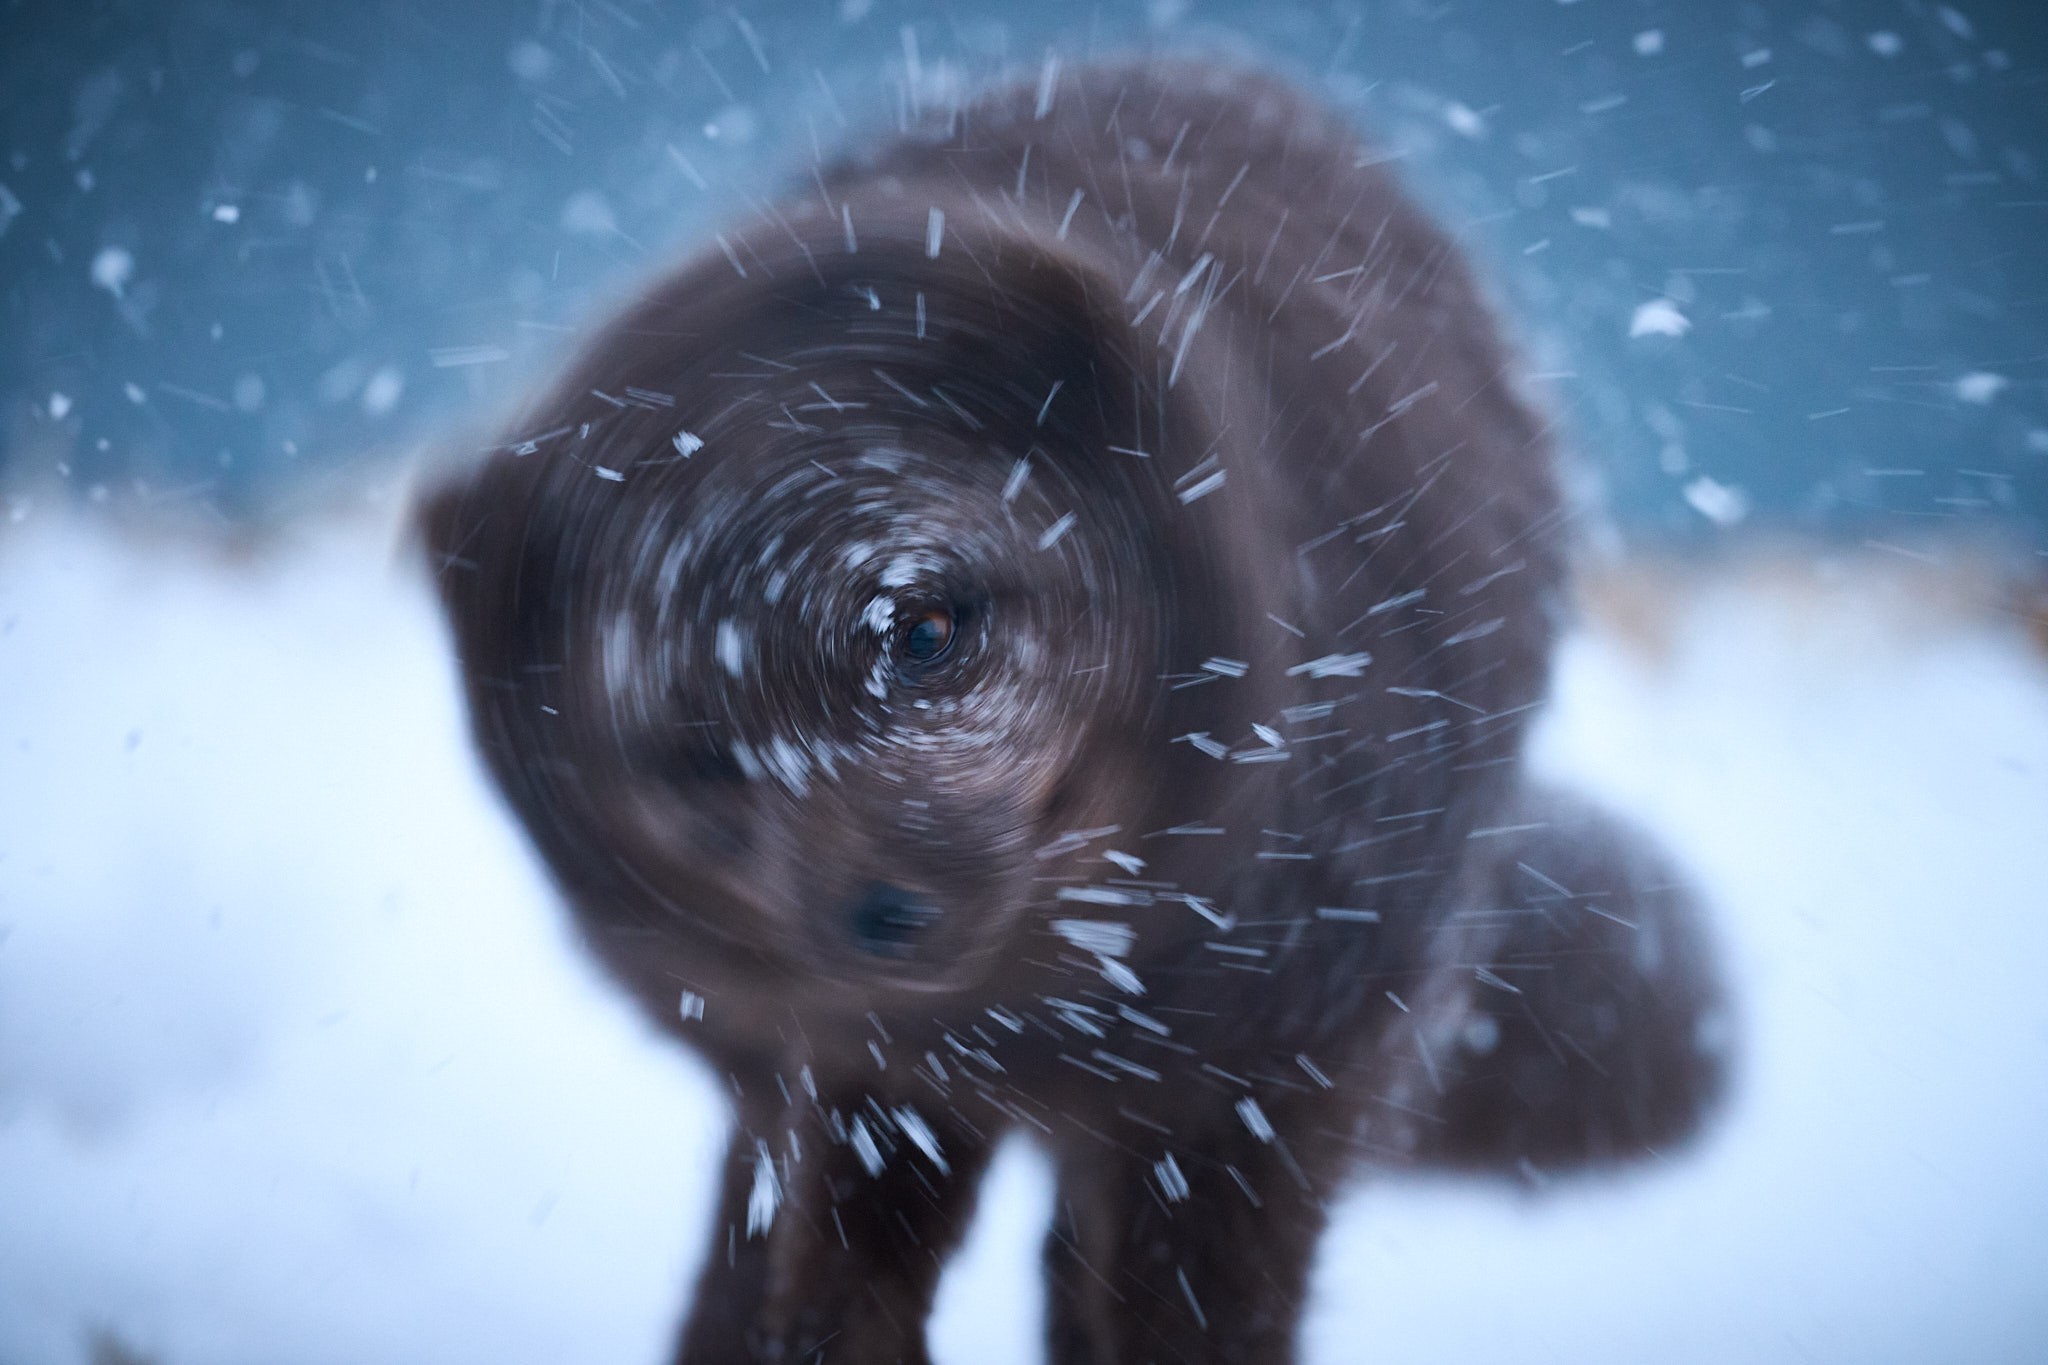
<box><xmin>1</xmin><ymin>509</ymin><xmax>2044</xmax><ymax>1365</ymax></box>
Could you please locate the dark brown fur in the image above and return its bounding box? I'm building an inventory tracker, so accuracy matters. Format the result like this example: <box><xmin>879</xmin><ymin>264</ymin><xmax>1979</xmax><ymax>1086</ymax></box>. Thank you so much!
<box><xmin>421</xmin><ymin>60</ymin><xmax>1727</xmax><ymax>1364</ymax></box>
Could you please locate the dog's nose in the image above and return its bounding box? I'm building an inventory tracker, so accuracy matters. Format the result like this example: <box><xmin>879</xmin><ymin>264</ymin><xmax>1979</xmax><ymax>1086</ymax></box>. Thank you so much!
<box><xmin>847</xmin><ymin>883</ymin><xmax>941</xmax><ymax>959</ymax></box>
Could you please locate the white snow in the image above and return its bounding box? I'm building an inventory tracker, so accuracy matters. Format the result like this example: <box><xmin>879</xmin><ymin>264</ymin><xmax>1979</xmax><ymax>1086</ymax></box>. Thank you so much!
<box><xmin>1442</xmin><ymin>101</ymin><xmax>1486</xmax><ymax>140</ymax></box>
<box><xmin>1308</xmin><ymin>554</ymin><xmax>2048</xmax><ymax>1365</ymax></box>
<box><xmin>559</xmin><ymin>189</ymin><xmax>618</xmax><ymax>238</ymax></box>
<box><xmin>360</xmin><ymin>366</ymin><xmax>405</xmax><ymax>417</ymax></box>
<box><xmin>1683</xmin><ymin>474</ymin><xmax>1751</xmax><ymax>527</ymax></box>
<box><xmin>2</xmin><ymin>514</ymin><xmax>2046</xmax><ymax>1364</ymax></box>
<box><xmin>89</xmin><ymin>246</ymin><xmax>134</xmax><ymax>298</ymax></box>
<box><xmin>1955</xmin><ymin>371</ymin><xmax>2009</xmax><ymax>405</ymax></box>
<box><xmin>0</xmin><ymin>512</ymin><xmax>715</xmax><ymax>1365</ymax></box>
<box><xmin>716</xmin><ymin>618</ymin><xmax>745</xmax><ymax>676</ymax></box>
<box><xmin>1628</xmin><ymin>297</ymin><xmax>1692</xmax><ymax>339</ymax></box>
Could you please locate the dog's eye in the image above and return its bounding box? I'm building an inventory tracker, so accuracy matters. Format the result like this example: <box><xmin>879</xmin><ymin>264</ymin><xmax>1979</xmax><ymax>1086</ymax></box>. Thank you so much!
<box><xmin>897</xmin><ymin>605</ymin><xmax>956</xmax><ymax>664</ymax></box>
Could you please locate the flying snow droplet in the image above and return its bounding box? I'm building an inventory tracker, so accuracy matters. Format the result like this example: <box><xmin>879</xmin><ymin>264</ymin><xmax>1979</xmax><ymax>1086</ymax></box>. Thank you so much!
<box><xmin>893</xmin><ymin>1107</ymin><xmax>949</xmax><ymax>1173</ymax></box>
<box><xmin>1097</xmin><ymin>956</ymin><xmax>1145</xmax><ymax>995</ymax></box>
<box><xmin>1055</xmin><ymin>887</ymin><xmax>1145</xmax><ymax>907</ymax></box>
<box><xmin>1443</xmin><ymin>102</ymin><xmax>1486</xmax><ymax>139</ymax></box>
<box><xmin>703</xmin><ymin>105</ymin><xmax>760</xmax><ymax>145</ymax></box>
<box><xmin>90</xmin><ymin>246</ymin><xmax>133</xmax><ymax>297</ymax></box>
<box><xmin>1955</xmin><ymin>372</ymin><xmax>2007</xmax><ymax>405</ymax></box>
<box><xmin>1235</xmin><ymin>1097</ymin><xmax>1276</xmax><ymax>1142</ymax></box>
<box><xmin>361</xmin><ymin>366</ymin><xmax>404</xmax><ymax>416</ymax></box>
<box><xmin>560</xmin><ymin>189</ymin><xmax>616</xmax><ymax>237</ymax></box>
<box><xmin>1002</xmin><ymin>456</ymin><xmax>1030</xmax><ymax>503</ymax></box>
<box><xmin>745</xmin><ymin>1140</ymin><xmax>779</xmax><ymax>1236</ymax></box>
<box><xmin>1684</xmin><ymin>475</ymin><xmax>1750</xmax><ymax>527</ymax></box>
<box><xmin>850</xmin><ymin>1117</ymin><xmax>886</xmax><ymax>1176</ymax></box>
<box><xmin>508</xmin><ymin>40</ymin><xmax>557</xmax><ymax>82</ymax></box>
<box><xmin>1629</xmin><ymin>299</ymin><xmax>1691</xmax><ymax>338</ymax></box>
<box><xmin>716</xmin><ymin>620</ymin><xmax>746</xmax><ymax>677</ymax></box>
<box><xmin>1285</xmin><ymin>652</ymin><xmax>1373</xmax><ymax>679</ymax></box>
<box><xmin>1034</xmin><ymin>53</ymin><xmax>1061</xmax><ymax>119</ymax></box>
<box><xmin>1053</xmin><ymin>920</ymin><xmax>1137</xmax><ymax>957</ymax></box>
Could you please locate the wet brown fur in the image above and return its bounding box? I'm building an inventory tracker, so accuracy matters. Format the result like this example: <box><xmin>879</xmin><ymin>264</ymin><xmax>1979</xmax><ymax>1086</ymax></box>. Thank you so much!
<box><xmin>421</xmin><ymin>60</ymin><xmax>1728</xmax><ymax>1365</ymax></box>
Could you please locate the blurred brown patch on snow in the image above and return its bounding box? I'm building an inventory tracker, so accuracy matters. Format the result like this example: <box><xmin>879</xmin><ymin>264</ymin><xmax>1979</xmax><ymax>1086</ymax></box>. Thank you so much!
<box><xmin>1578</xmin><ymin>533</ymin><xmax>2048</xmax><ymax>670</ymax></box>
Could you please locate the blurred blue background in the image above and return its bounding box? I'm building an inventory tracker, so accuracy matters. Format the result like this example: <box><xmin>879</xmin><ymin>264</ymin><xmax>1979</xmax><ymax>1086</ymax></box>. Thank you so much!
<box><xmin>2</xmin><ymin>0</ymin><xmax>2044</xmax><ymax>538</ymax></box>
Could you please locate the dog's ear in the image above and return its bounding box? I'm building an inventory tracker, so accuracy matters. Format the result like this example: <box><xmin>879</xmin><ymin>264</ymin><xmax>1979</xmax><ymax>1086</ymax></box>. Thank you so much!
<box><xmin>410</xmin><ymin>457</ymin><xmax>503</xmax><ymax>646</ymax></box>
<box><xmin>407</xmin><ymin>445</ymin><xmax>555</xmax><ymax>703</ymax></box>
<box><xmin>411</xmin><ymin>466</ymin><xmax>477</xmax><ymax>587</ymax></box>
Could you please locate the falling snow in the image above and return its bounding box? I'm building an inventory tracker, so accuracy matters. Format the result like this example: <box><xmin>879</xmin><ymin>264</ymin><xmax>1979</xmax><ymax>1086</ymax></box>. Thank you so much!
<box><xmin>2</xmin><ymin>2</ymin><xmax>2045</xmax><ymax>1361</ymax></box>
<box><xmin>746</xmin><ymin>1141</ymin><xmax>780</xmax><ymax>1237</ymax></box>
<box><xmin>1683</xmin><ymin>475</ymin><xmax>1751</xmax><ymax>527</ymax></box>
<box><xmin>1955</xmin><ymin>372</ymin><xmax>2009</xmax><ymax>405</ymax></box>
<box><xmin>1628</xmin><ymin>298</ymin><xmax>1691</xmax><ymax>339</ymax></box>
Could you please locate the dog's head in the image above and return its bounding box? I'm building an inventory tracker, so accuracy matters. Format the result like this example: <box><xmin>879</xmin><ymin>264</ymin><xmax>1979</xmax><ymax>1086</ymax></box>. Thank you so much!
<box><xmin>419</xmin><ymin>196</ymin><xmax>1290</xmax><ymax>1014</ymax></box>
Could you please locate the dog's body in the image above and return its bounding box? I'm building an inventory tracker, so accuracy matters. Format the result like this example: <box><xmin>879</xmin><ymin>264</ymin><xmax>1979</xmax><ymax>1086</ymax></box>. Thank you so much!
<box><xmin>424</xmin><ymin>60</ymin><xmax>1725</xmax><ymax>1365</ymax></box>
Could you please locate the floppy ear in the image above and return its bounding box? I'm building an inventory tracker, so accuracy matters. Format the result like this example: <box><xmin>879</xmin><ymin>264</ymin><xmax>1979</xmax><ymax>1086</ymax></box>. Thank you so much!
<box><xmin>412</xmin><ymin>468</ymin><xmax>477</xmax><ymax>584</ymax></box>
<box><xmin>407</xmin><ymin>445</ymin><xmax>556</xmax><ymax>728</ymax></box>
<box><xmin>409</xmin><ymin>412</ymin><xmax>567</xmax><ymax>633</ymax></box>
<box><xmin>409</xmin><ymin>457</ymin><xmax>504</xmax><ymax>660</ymax></box>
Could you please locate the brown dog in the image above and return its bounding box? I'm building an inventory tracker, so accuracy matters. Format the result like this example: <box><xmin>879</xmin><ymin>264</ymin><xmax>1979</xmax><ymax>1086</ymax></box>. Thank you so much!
<box><xmin>421</xmin><ymin>59</ymin><xmax>1727</xmax><ymax>1365</ymax></box>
